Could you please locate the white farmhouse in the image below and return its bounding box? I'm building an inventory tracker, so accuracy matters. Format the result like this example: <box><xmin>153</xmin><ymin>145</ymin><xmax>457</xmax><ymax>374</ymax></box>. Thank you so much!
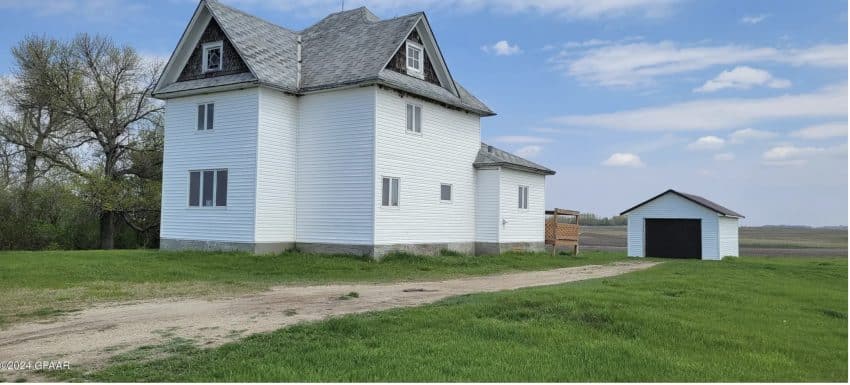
<box><xmin>154</xmin><ymin>0</ymin><xmax>556</xmax><ymax>257</ymax></box>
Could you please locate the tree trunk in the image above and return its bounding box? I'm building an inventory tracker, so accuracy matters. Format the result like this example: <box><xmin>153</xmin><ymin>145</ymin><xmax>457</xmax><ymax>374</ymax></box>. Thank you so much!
<box><xmin>22</xmin><ymin>149</ymin><xmax>37</xmax><ymax>195</ymax></box>
<box><xmin>100</xmin><ymin>210</ymin><xmax>115</xmax><ymax>249</ymax></box>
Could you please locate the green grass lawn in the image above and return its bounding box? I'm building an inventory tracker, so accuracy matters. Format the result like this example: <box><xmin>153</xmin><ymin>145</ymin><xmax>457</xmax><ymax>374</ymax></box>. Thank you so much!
<box><xmin>0</xmin><ymin>249</ymin><xmax>623</xmax><ymax>327</ymax></box>
<box><xmin>73</xmin><ymin>256</ymin><xmax>847</xmax><ymax>382</ymax></box>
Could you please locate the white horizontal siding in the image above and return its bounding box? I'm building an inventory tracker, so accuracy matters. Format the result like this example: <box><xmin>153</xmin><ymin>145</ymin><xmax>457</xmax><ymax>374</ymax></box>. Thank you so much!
<box><xmin>255</xmin><ymin>88</ymin><xmax>297</xmax><ymax>243</ymax></box>
<box><xmin>718</xmin><ymin>216</ymin><xmax>739</xmax><ymax>257</ymax></box>
<box><xmin>160</xmin><ymin>88</ymin><xmax>258</xmax><ymax>242</ymax></box>
<box><xmin>498</xmin><ymin>168</ymin><xmax>545</xmax><ymax>243</ymax></box>
<box><xmin>475</xmin><ymin>168</ymin><xmax>500</xmax><ymax>243</ymax></box>
<box><xmin>296</xmin><ymin>87</ymin><xmax>375</xmax><ymax>245</ymax></box>
<box><xmin>373</xmin><ymin>88</ymin><xmax>480</xmax><ymax>245</ymax></box>
<box><xmin>625</xmin><ymin>193</ymin><xmax>720</xmax><ymax>260</ymax></box>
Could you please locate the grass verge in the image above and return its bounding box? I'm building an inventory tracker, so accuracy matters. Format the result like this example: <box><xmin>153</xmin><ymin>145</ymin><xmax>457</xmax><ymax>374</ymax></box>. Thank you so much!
<box><xmin>67</xmin><ymin>255</ymin><xmax>847</xmax><ymax>382</ymax></box>
<box><xmin>0</xmin><ymin>249</ymin><xmax>623</xmax><ymax>327</ymax></box>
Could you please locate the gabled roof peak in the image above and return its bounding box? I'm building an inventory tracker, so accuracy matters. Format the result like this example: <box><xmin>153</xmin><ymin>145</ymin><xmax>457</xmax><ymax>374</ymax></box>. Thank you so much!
<box><xmin>620</xmin><ymin>189</ymin><xmax>745</xmax><ymax>218</ymax></box>
<box><xmin>154</xmin><ymin>0</ymin><xmax>494</xmax><ymax>116</ymax></box>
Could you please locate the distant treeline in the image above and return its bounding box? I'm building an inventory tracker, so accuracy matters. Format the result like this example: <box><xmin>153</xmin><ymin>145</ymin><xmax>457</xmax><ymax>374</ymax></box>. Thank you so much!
<box><xmin>554</xmin><ymin>213</ymin><xmax>627</xmax><ymax>226</ymax></box>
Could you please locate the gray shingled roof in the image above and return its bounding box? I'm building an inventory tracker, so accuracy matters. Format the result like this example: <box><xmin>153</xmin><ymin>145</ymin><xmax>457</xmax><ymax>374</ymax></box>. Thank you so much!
<box><xmin>205</xmin><ymin>0</ymin><xmax>299</xmax><ymax>92</ymax></box>
<box><xmin>620</xmin><ymin>189</ymin><xmax>745</xmax><ymax>218</ymax></box>
<box><xmin>474</xmin><ymin>143</ymin><xmax>556</xmax><ymax>175</ymax></box>
<box><xmin>299</xmin><ymin>8</ymin><xmax>419</xmax><ymax>90</ymax></box>
<box><xmin>155</xmin><ymin>0</ymin><xmax>494</xmax><ymax>116</ymax></box>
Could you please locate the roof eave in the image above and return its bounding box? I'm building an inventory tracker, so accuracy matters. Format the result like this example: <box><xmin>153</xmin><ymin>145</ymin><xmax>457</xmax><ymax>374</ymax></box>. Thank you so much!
<box><xmin>152</xmin><ymin>79</ymin><xmax>260</xmax><ymax>99</ymax></box>
<box><xmin>474</xmin><ymin>162</ymin><xmax>556</xmax><ymax>176</ymax></box>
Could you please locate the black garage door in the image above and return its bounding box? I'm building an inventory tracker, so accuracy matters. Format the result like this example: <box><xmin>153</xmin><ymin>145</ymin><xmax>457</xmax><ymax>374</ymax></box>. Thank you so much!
<box><xmin>645</xmin><ymin>219</ymin><xmax>701</xmax><ymax>259</ymax></box>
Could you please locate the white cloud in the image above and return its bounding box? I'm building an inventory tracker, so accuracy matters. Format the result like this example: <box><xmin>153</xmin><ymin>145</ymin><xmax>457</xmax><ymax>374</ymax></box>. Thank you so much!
<box><xmin>740</xmin><ymin>14</ymin><xmax>768</xmax><ymax>24</ymax></box>
<box><xmin>687</xmin><ymin>136</ymin><xmax>725</xmax><ymax>151</ymax></box>
<box><xmin>729</xmin><ymin>128</ymin><xmax>777</xmax><ymax>143</ymax></box>
<box><xmin>514</xmin><ymin>145</ymin><xmax>543</xmax><ymax>158</ymax></box>
<box><xmin>551</xmin><ymin>85</ymin><xmax>847</xmax><ymax>131</ymax></box>
<box><xmin>549</xmin><ymin>41</ymin><xmax>846</xmax><ymax>87</ymax></box>
<box><xmin>602</xmin><ymin>153</ymin><xmax>645</xmax><ymax>167</ymax></box>
<box><xmin>694</xmin><ymin>66</ymin><xmax>790</xmax><ymax>93</ymax></box>
<box><xmin>491</xmin><ymin>135</ymin><xmax>551</xmax><ymax>144</ymax></box>
<box><xmin>482</xmin><ymin>40</ymin><xmax>522</xmax><ymax>56</ymax></box>
<box><xmin>790</xmin><ymin>122</ymin><xmax>848</xmax><ymax>139</ymax></box>
<box><xmin>762</xmin><ymin>144</ymin><xmax>847</xmax><ymax>166</ymax></box>
<box><xmin>223</xmin><ymin>0</ymin><xmax>681</xmax><ymax>19</ymax></box>
<box><xmin>714</xmin><ymin>152</ymin><xmax>735</xmax><ymax>161</ymax></box>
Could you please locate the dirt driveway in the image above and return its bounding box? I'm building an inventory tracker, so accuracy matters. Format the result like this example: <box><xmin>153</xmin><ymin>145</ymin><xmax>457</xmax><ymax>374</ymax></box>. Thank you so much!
<box><xmin>0</xmin><ymin>261</ymin><xmax>657</xmax><ymax>379</ymax></box>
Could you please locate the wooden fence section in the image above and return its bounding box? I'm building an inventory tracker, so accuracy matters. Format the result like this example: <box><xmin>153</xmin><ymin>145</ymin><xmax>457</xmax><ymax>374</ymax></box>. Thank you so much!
<box><xmin>545</xmin><ymin>208</ymin><xmax>580</xmax><ymax>255</ymax></box>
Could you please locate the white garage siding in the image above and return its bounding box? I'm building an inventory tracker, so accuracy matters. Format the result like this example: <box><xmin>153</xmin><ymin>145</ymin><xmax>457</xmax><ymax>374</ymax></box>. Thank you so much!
<box><xmin>498</xmin><ymin>168</ymin><xmax>546</xmax><ymax>243</ymax></box>
<box><xmin>254</xmin><ymin>88</ymin><xmax>297</xmax><ymax>244</ymax></box>
<box><xmin>160</xmin><ymin>87</ymin><xmax>259</xmax><ymax>243</ymax></box>
<box><xmin>374</xmin><ymin>87</ymin><xmax>480</xmax><ymax>245</ymax></box>
<box><xmin>296</xmin><ymin>87</ymin><xmax>376</xmax><ymax>245</ymax></box>
<box><xmin>718</xmin><ymin>216</ymin><xmax>740</xmax><ymax>257</ymax></box>
<box><xmin>626</xmin><ymin>193</ymin><xmax>720</xmax><ymax>260</ymax></box>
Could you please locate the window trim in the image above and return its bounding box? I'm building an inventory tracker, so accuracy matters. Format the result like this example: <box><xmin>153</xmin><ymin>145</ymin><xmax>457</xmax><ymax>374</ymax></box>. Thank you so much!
<box><xmin>405</xmin><ymin>102</ymin><xmax>423</xmax><ymax>134</ymax></box>
<box><xmin>202</xmin><ymin>41</ymin><xmax>223</xmax><ymax>73</ymax></box>
<box><xmin>440</xmin><ymin>183</ymin><xmax>453</xmax><ymax>203</ymax></box>
<box><xmin>188</xmin><ymin>168</ymin><xmax>228</xmax><ymax>208</ymax></box>
<box><xmin>196</xmin><ymin>102</ymin><xmax>215</xmax><ymax>131</ymax></box>
<box><xmin>405</xmin><ymin>41</ymin><xmax>424</xmax><ymax>78</ymax></box>
<box><xmin>381</xmin><ymin>176</ymin><xmax>400</xmax><ymax>208</ymax></box>
<box><xmin>518</xmin><ymin>185</ymin><xmax>529</xmax><ymax>210</ymax></box>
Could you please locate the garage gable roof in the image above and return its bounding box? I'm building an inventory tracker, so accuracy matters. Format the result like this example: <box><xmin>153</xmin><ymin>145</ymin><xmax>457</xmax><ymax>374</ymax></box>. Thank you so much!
<box><xmin>620</xmin><ymin>189</ymin><xmax>745</xmax><ymax>218</ymax></box>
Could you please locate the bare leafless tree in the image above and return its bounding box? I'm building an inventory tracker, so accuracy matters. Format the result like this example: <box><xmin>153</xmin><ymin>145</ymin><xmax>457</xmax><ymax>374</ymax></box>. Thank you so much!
<box><xmin>3</xmin><ymin>34</ymin><xmax>164</xmax><ymax>249</ymax></box>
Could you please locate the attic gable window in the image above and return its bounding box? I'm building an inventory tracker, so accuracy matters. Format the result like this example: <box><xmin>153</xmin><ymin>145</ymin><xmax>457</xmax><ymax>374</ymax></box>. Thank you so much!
<box><xmin>202</xmin><ymin>41</ymin><xmax>223</xmax><ymax>73</ymax></box>
<box><xmin>406</xmin><ymin>41</ymin><xmax>423</xmax><ymax>78</ymax></box>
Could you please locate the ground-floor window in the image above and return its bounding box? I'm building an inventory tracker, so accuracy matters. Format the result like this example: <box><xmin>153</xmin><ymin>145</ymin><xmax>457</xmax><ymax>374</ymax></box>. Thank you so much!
<box><xmin>518</xmin><ymin>185</ymin><xmax>529</xmax><ymax>209</ymax></box>
<box><xmin>382</xmin><ymin>177</ymin><xmax>400</xmax><ymax>207</ymax></box>
<box><xmin>440</xmin><ymin>183</ymin><xmax>452</xmax><ymax>202</ymax></box>
<box><xmin>189</xmin><ymin>169</ymin><xmax>228</xmax><ymax>207</ymax></box>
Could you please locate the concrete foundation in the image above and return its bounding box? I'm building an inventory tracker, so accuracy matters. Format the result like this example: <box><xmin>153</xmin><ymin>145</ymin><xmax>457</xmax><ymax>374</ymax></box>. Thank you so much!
<box><xmin>476</xmin><ymin>241</ymin><xmax>546</xmax><ymax>255</ymax></box>
<box><xmin>162</xmin><ymin>239</ymin><xmax>546</xmax><ymax>259</ymax></box>
<box><xmin>160</xmin><ymin>238</ymin><xmax>293</xmax><ymax>254</ymax></box>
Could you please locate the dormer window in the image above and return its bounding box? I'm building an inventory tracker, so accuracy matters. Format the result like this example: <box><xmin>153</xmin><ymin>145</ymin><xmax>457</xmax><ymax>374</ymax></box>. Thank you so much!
<box><xmin>406</xmin><ymin>41</ymin><xmax>423</xmax><ymax>78</ymax></box>
<box><xmin>202</xmin><ymin>41</ymin><xmax>223</xmax><ymax>73</ymax></box>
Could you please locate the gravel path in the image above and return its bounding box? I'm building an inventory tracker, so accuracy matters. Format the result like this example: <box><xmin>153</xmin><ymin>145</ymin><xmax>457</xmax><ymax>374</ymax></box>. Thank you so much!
<box><xmin>0</xmin><ymin>261</ymin><xmax>658</xmax><ymax>379</ymax></box>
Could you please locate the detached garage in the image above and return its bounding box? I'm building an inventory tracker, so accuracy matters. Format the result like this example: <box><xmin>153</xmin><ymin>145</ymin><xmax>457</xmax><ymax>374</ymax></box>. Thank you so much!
<box><xmin>620</xmin><ymin>189</ymin><xmax>744</xmax><ymax>260</ymax></box>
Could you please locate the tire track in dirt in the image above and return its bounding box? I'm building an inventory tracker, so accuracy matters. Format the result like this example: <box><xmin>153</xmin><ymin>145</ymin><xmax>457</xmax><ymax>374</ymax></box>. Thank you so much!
<box><xmin>0</xmin><ymin>261</ymin><xmax>658</xmax><ymax>379</ymax></box>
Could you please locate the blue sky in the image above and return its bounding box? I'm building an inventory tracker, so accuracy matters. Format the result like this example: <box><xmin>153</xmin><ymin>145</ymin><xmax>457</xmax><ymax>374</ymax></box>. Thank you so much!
<box><xmin>0</xmin><ymin>0</ymin><xmax>846</xmax><ymax>226</ymax></box>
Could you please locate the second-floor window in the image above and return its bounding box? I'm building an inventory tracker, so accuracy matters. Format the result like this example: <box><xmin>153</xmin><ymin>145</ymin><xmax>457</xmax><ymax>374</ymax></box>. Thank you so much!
<box><xmin>406</xmin><ymin>41</ymin><xmax>423</xmax><ymax>76</ymax></box>
<box><xmin>518</xmin><ymin>186</ymin><xmax>529</xmax><ymax>210</ymax></box>
<box><xmin>197</xmin><ymin>103</ymin><xmax>214</xmax><ymax>131</ymax></box>
<box><xmin>202</xmin><ymin>41</ymin><xmax>223</xmax><ymax>73</ymax></box>
<box><xmin>406</xmin><ymin>103</ymin><xmax>421</xmax><ymax>133</ymax></box>
<box><xmin>189</xmin><ymin>169</ymin><xmax>228</xmax><ymax>207</ymax></box>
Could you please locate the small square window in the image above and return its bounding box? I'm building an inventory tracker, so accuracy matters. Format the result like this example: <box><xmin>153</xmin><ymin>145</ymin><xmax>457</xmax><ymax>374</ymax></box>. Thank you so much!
<box><xmin>440</xmin><ymin>184</ymin><xmax>452</xmax><ymax>202</ymax></box>
<box><xmin>202</xmin><ymin>41</ymin><xmax>223</xmax><ymax>73</ymax></box>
